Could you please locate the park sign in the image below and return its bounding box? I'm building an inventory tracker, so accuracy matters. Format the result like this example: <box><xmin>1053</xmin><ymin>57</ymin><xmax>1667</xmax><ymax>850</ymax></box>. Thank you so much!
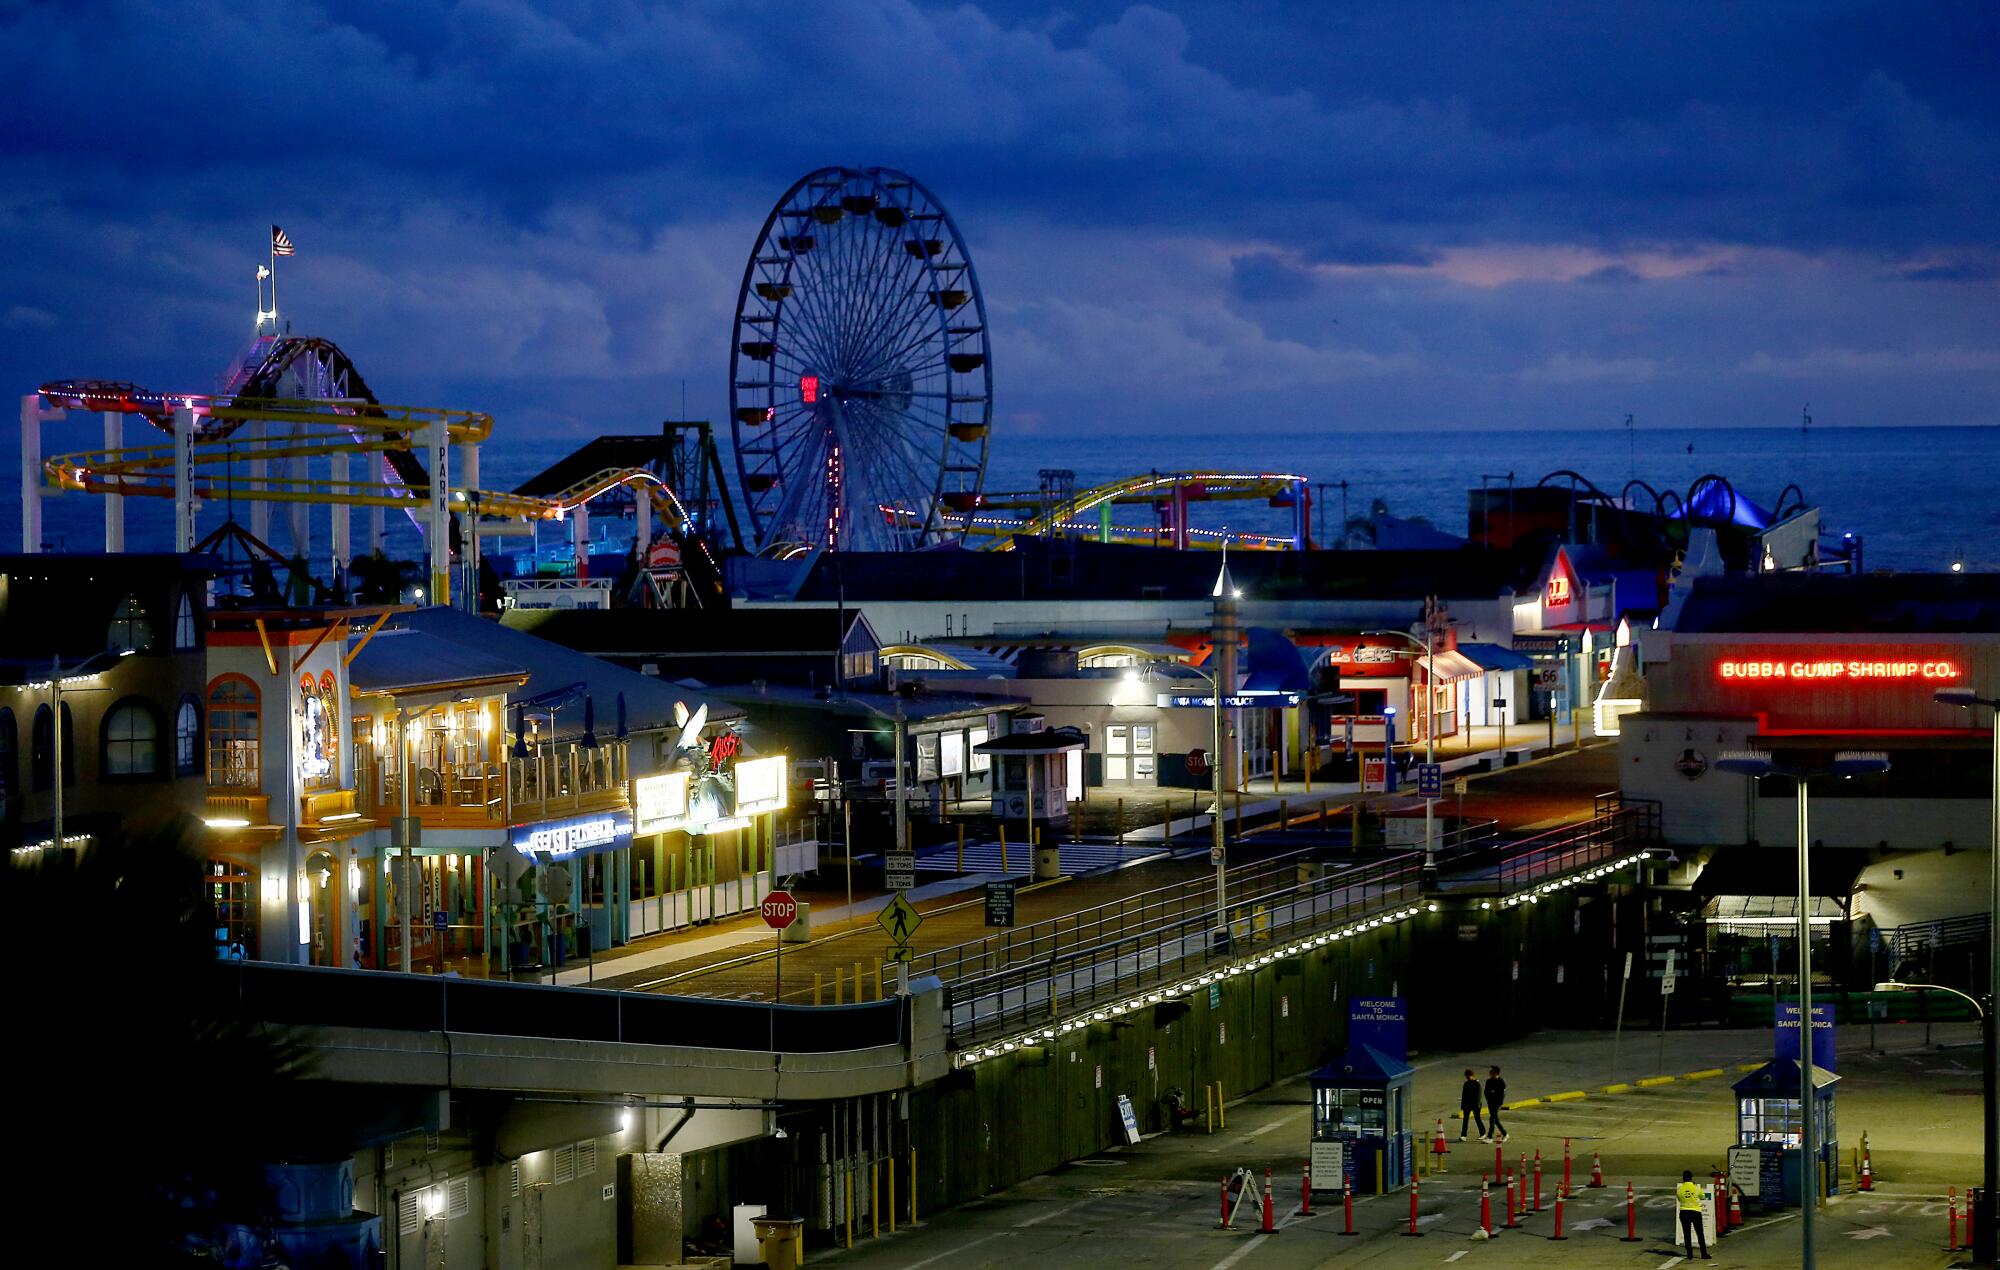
<box><xmin>1774</xmin><ymin>1001</ymin><xmax>1837</xmax><ymax>1071</ymax></box>
<box><xmin>1346</xmin><ymin>996</ymin><xmax>1408</xmax><ymax>1060</ymax></box>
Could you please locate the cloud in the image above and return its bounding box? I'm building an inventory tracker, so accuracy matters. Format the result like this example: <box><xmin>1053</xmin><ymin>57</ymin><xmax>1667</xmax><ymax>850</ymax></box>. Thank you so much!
<box><xmin>1230</xmin><ymin>252</ymin><xmax>1318</xmax><ymax>302</ymax></box>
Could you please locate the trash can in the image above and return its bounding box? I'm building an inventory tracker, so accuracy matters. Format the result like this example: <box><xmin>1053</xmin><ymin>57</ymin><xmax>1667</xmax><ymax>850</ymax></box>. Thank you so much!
<box><xmin>751</xmin><ymin>1216</ymin><xmax>804</xmax><ymax>1270</ymax></box>
<box><xmin>781</xmin><ymin>902</ymin><xmax>812</xmax><ymax>944</ymax></box>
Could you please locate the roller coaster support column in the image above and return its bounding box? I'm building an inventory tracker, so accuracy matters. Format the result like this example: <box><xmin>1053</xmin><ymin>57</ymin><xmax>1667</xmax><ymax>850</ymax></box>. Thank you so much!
<box><xmin>426</xmin><ymin>414</ymin><xmax>450</xmax><ymax>605</ymax></box>
<box><xmin>20</xmin><ymin>392</ymin><xmax>62</xmax><ymax>552</ymax></box>
<box><xmin>458</xmin><ymin>441</ymin><xmax>482</xmax><ymax>610</ymax></box>
<box><xmin>173</xmin><ymin>405</ymin><xmax>197</xmax><ymax>553</ymax></box>
<box><xmin>330</xmin><ymin>451</ymin><xmax>350</xmax><ymax>586</ymax></box>
<box><xmin>102</xmin><ymin>411</ymin><xmax>123</xmax><ymax>552</ymax></box>
<box><xmin>572</xmin><ymin>499</ymin><xmax>591</xmax><ymax>581</ymax></box>
<box><xmin>635</xmin><ymin>474</ymin><xmax>652</xmax><ymax>549</ymax></box>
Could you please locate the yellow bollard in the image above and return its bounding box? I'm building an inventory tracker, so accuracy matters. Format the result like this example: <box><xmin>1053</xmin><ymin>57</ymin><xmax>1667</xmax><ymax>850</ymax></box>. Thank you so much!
<box><xmin>1205</xmin><ymin>1083</ymin><xmax>1215</xmax><ymax>1135</ymax></box>
<box><xmin>1216</xmin><ymin>1080</ymin><xmax>1226</xmax><ymax>1130</ymax></box>
<box><xmin>871</xmin><ymin>1161</ymin><xmax>880</xmax><ymax>1239</ymax></box>
<box><xmin>1375</xmin><ymin>1153</ymin><xmax>1384</xmax><ymax>1194</ymax></box>
<box><xmin>999</xmin><ymin>825</ymin><xmax>1008</xmax><ymax>872</ymax></box>
<box><xmin>1034</xmin><ymin>826</ymin><xmax>1041</xmax><ymax>846</ymax></box>
<box><xmin>814</xmin><ymin>972</ymin><xmax>824</xmax><ymax>1006</ymax></box>
<box><xmin>889</xmin><ymin>1156</ymin><xmax>898</xmax><ymax>1233</ymax></box>
<box><xmin>854</xmin><ymin>961</ymin><xmax>864</xmax><ymax>1003</ymax></box>
<box><xmin>795</xmin><ymin>1228</ymin><xmax>805</xmax><ymax>1266</ymax></box>
<box><xmin>835</xmin><ymin>966</ymin><xmax>846</xmax><ymax>1005</ymax></box>
<box><xmin>1304</xmin><ymin>748</ymin><xmax>1313</xmax><ymax>793</ymax></box>
<box><xmin>1273</xmin><ymin>762</ymin><xmax>1280</xmax><ymax>795</ymax></box>
<box><xmin>910</xmin><ymin>1148</ymin><xmax>918</xmax><ymax>1225</ymax></box>
<box><xmin>956</xmin><ymin>825</ymin><xmax>965</xmax><ymax>873</ymax></box>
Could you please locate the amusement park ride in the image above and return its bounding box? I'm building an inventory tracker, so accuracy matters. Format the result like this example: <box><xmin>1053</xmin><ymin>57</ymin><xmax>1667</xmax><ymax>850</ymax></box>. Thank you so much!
<box><xmin>19</xmin><ymin>164</ymin><xmax>1317</xmax><ymax>602</ymax></box>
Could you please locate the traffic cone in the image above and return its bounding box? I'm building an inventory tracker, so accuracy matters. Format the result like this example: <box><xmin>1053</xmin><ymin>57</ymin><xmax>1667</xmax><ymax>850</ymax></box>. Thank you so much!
<box><xmin>1297</xmin><ymin>1164</ymin><xmax>1314</xmax><ymax>1217</ymax></box>
<box><xmin>1402</xmin><ymin>1176</ymin><xmax>1423</xmax><ymax>1237</ymax></box>
<box><xmin>1859</xmin><ymin>1145</ymin><xmax>1873</xmax><ymax>1191</ymax></box>
<box><xmin>1435</xmin><ymin>1117</ymin><xmax>1450</xmax><ymax>1157</ymax></box>
<box><xmin>1728</xmin><ymin>1184</ymin><xmax>1743</xmax><ymax>1230</ymax></box>
<box><xmin>1549</xmin><ymin>1185</ymin><xmax>1567</xmax><ymax>1241</ymax></box>
<box><xmin>1588</xmin><ymin>1150</ymin><xmax>1605</xmax><ymax>1188</ymax></box>
<box><xmin>1619</xmin><ymin>1181</ymin><xmax>1642</xmax><ymax>1242</ymax></box>
<box><xmin>1261</xmin><ymin>1169</ymin><xmax>1277</xmax><ymax>1235</ymax></box>
<box><xmin>1479</xmin><ymin>1174</ymin><xmax>1493</xmax><ymax>1238</ymax></box>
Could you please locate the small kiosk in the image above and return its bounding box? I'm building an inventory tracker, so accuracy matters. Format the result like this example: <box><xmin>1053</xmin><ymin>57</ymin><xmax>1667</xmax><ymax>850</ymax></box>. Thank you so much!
<box><xmin>1309</xmin><ymin>1044</ymin><xmax>1414</xmax><ymax>1194</ymax></box>
<box><xmin>1731</xmin><ymin>1057</ymin><xmax>1840</xmax><ymax>1207</ymax></box>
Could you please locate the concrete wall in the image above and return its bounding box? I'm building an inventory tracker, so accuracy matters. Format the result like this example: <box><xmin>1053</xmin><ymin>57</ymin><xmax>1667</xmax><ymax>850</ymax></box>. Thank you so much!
<box><xmin>1852</xmin><ymin>847</ymin><xmax>1992</xmax><ymax>930</ymax></box>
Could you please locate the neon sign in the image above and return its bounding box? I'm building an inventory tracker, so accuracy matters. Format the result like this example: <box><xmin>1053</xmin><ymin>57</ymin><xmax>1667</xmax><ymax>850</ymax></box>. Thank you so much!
<box><xmin>1545</xmin><ymin>573</ymin><xmax>1571</xmax><ymax>605</ymax></box>
<box><xmin>800</xmin><ymin>374</ymin><xmax>820</xmax><ymax>403</ymax></box>
<box><xmin>513</xmin><ymin>813</ymin><xmax>632</xmax><ymax>857</ymax></box>
<box><xmin>633</xmin><ymin>771</ymin><xmax>690</xmax><ymax>834</ymax></box>
<box><xmin>1717</xmin><ymin>659</ymin><xmax>1962</xmax><ymax>683</ymax></box>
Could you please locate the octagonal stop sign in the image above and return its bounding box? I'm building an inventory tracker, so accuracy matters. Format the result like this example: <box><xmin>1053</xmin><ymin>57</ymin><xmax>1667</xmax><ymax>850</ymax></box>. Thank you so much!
<box><xmin>761</xmin><ymin>889</ymin><xmax>798</xmax><ymax>930</ymax></box>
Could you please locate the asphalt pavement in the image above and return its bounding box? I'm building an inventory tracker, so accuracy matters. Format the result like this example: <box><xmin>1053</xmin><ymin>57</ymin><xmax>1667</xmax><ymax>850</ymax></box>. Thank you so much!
<box><xmin>806</xmin><ymin>1023</ymin><xmax>1981</xmax><ymax>1270</ymax></box>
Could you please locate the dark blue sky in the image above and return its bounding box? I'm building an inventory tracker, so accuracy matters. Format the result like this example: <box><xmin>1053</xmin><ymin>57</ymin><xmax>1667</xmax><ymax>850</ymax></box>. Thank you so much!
<box><xmin>4</xmin><ymin>0</ymin><xmax>1996</xmax><ymax>448</ymax></box>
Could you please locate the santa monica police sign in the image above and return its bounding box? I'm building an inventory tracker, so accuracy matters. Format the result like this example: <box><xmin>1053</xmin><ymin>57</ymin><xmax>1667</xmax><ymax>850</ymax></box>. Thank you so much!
<box><xmin>513</xmin><ymin>812</ymin><xmax>634</xmax><ymax>858</ymax></box>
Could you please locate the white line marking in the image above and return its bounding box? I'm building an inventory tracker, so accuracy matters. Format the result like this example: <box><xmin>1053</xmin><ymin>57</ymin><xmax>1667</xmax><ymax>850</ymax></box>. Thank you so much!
<box><xmin>1658</xmin><ymin>1258</ymin><xmax>1685</xmax><ymax>1269</ymax></box>
<box><xmin>1444</xmin><ymin>1252</ymin><xmax>1469</xmax><ymax>1262</ymax></box>
<box><xmin>1246</xmin><ymin>1113</ymin><xmax>1300</xmax><ymax>1138</ymax></box>
<box><xmin>1013</xmin><ymin>1201</ymin><xmax>1086</xmax><ymax>1228</ymax></box>
<box><xmin>898</xmin><ymin>1231</ymin><xmax>1015</xmax><ymax>1270</ymax></box>
<box><xmin>1210</xmin><ymin>1233</ymin><xmax>1267</xmax><ymax>1270</ymax></box>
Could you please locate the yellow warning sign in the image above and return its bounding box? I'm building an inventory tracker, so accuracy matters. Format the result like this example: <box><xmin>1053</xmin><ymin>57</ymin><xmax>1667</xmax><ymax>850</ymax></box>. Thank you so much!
<box><xmin>877</xmin><ymin>892</ymin><xmax>922</xmax><ymax>944</ymax></box>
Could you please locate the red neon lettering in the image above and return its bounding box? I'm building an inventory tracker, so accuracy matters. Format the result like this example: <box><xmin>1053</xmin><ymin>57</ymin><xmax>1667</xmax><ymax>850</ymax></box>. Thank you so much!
<box><xmin>800</xmin><ymin>374</ymin><xmax>820</xmax><ymax>404</ymax></box>
<box><xmin>1545</xmin><ymin>574</ymin><xmax>1570</xmax><ymax>605</ymax></box>
<box><xmin>1716</xmin><ymin>657</ymin><xmax>1961</xmax><ymax>684</ymax></box>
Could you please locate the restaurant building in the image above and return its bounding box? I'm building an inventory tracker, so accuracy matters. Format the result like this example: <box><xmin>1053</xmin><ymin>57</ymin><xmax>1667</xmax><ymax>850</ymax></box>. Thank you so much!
<box><xmin>1621</xmin><ymin>572</ymin><xmax>1998</xmax><ymax>939</ymax></box>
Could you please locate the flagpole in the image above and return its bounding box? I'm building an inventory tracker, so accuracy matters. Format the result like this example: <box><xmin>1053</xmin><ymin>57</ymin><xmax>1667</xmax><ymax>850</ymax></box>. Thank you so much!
<box><xmin>269</xmin><ymin>237</ymin><xmax>278</xmax><ymax>330</ymax></box>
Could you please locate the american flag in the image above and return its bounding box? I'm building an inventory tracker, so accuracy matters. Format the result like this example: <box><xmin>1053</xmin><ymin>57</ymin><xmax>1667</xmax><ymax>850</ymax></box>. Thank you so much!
<box><xmin>271</xmin><ymin>225</ymin><xmax>295</xmax><ymax>256</ymax></box>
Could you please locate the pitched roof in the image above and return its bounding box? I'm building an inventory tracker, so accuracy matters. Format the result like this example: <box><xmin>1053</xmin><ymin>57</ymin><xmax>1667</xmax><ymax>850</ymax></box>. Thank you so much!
<box><xmin>501</xmin><ymin>607</ymin><xmax>873</xmax><ymax>656</ymax></box>
<box><xmin>347</xmin><ymin>628</ymin><xmax>529</xmax><ymax>696</ymax></box>
<box><xmin>391</xmin><ymin>606</ymin><xmax>738</xmax><ymax>738</ymax></box>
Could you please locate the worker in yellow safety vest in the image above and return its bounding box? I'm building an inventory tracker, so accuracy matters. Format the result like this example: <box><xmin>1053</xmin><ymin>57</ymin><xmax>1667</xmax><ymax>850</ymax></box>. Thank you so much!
<box><xmin>1676</xmin><ymin>1170</ymin><xmax>1711</xmax><ymax>1259</ymax></box>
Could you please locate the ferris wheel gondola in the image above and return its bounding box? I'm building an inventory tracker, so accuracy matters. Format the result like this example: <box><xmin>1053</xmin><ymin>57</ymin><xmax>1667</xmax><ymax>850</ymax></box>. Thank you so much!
<box><xmin>730</xmin><ymin>167</ymin><xmax>992</xmax><ymax>554</ymax></box>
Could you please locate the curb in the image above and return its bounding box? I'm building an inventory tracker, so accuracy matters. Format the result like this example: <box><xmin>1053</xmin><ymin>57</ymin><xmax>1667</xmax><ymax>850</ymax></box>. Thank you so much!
<box><xmin>1599</xmin><ymin>1082</ymin><xmax>1632</xmax><ymax>1094</ymax></box>
<box><xmin>1635</xmin><ymin>1075</ymin><xmax>1676</xmax><ymax>1087</ymax></box>
<box><xmin>1545</xmin><ymin>1090</ymin><xmax>1588</xmax><ymax>1103</ymax></box>
<box><xmin>1683</xmin><ymin>1067</ymin><xmax>1725</xmax><ymax>1081</ymax></box>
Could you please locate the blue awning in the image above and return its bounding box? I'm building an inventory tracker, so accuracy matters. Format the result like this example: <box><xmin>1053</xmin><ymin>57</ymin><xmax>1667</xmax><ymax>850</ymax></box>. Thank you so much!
<box><xmin>1241</xmin><ymin>626</ymin><xmax>1311</xmax><ymax>694</ymax></box>
<box><xmin>1457</xmin><ymin>642</ymin><xmax>1534</xmax><ymax>672</ymax></box>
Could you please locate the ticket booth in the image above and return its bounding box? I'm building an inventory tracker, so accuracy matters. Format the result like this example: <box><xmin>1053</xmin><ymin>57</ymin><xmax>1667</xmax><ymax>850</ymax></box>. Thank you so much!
<box><xmin>1732</xmin><ymin>1057</ymin><xmax>1839</xmax><ymax>1207</ymax></box>
<box><xmin>1309</xmin><ymin>1044</ymin><xmax>1414</xmax><ymax>1194</ymax></box>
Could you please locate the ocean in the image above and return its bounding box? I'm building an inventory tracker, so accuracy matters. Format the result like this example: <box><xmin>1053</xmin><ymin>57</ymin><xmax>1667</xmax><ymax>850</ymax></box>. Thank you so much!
<box><xmin>8</xmin><ymin>423</ymin><xmax>1991</xmax><ymax>572</ymax></box>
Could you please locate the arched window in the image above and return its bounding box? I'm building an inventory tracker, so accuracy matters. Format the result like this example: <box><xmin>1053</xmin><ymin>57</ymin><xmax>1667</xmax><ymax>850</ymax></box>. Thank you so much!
<box><xmin>30</xmin><ymin>703</ymin><xmax>75</xmax><ymax>791</ymax></box>
<box><xmin>174</xmin><ymin>592</ymin><xmax>199</xmax><ymax>651</ymax></box>
<box><xmin>174</xmin><ymin>695</ymin><xmax>202</xmax><ymax>776</ymax></box>
<box><xmin>0</xmin><ymin>707</ymin><xmax>15</xmax><ymax>803</ymax></box>
<box><xmin>207</xmin><ymin>676</ymin><xmax>261</xmax><ymax>788</ymax></box>
<box><xmin>102</xmin><ymin>698</ymin><xmax>162</xmax><ymax>778</ymax></box>
<box><xmin>107</xmin><ymin>594</ymin><xmax>155</xmax><ymax>654</ymax></box>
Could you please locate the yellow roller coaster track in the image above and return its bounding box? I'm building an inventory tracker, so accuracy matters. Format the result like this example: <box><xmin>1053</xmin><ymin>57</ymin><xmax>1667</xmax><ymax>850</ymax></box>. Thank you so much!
<box><xmin>897</xmin><ymin>469</ymin><xmax>1309</xmax><ymax>550</ymax></box>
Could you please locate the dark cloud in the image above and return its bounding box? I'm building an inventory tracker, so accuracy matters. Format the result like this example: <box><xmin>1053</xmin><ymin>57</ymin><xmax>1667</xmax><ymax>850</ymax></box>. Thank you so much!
<box><xmin>0</xmin><ymin>0</ymin><xmax>1995</xmax><ymax>503</ymax></box>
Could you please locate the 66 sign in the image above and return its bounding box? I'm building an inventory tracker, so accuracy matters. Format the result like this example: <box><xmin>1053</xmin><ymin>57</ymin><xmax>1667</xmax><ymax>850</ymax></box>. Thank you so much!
<box><xmin>761</xmin><ymin>890</ymin><xmax>799</xmax><ymax>930</ymax></box>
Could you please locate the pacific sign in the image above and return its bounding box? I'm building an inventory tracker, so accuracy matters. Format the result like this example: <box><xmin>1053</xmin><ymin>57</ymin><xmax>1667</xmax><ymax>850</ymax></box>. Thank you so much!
<box><xmin>1716</xmin><ymin>658</ymin><xmax>1962</xmax><ymax>683</ymax></box>
<box><xmin>513</xmin><ymin>813</ymin><xmax>633</xmax><ymax>857</ymax></box>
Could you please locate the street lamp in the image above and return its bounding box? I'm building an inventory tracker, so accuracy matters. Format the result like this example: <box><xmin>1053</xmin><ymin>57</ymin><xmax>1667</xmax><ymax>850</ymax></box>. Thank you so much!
<box><xmin>1129</xmin><ymin>658</ymin><xmax>1228</xmax><ymax>951</ymax></box>
<box><xmin>1365</xmin><ymin>628</ymin><xmax>1438</xmax><ymax>876</ymax></box>
<box><xmin>1931</xmin><ymin>684</ymin><xmax>1998</xmax><ymax>1264</ymax></box>
<box><xmin>1875</xmin><ymin>979</ymin><xmax>1987</xmax><ymax>1018</ymax></box>
<box><xmin>1715</xmin><ymin>748</ymin><xmax>1891</xmax><ymax>1270</ymax></box>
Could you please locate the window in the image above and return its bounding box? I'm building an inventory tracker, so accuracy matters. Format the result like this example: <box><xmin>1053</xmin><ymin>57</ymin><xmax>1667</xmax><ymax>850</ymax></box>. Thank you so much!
<box><xmin>174</xmin><ymin>696</ymin><xmax>201</xmax><ymax>776</ymax></box>
<box><xmin>173</xmin><ymin>592</ymin><xmax>199</xmax><ymax>650</ymax></box>
<box><xmin>207</xmin><ymin>677</ymin><xmax>261</xmax><ymax>788</ymax></box>
<box><xmin>30</xmin><ymin>703</ymin><xmax>75</xmax><ymax>791</ymax></box>
<box><xmin>103</xmin><ymin>699</ymin><xmax>162</xmax><ymax>778</ymax></box>
<box><xmin>0</xmin><ymin>708</ymin><xmax>14</xmax><ymax>801</ymax></box>
<box><xmin>206</xmin><ymin>857</ymin><xmax>255</xmax><ymax>952</ymax></box>
<box><xmin>107</xmin><ymin>594</ymin><xmax>155</xmax><ymax>654</ymax></box>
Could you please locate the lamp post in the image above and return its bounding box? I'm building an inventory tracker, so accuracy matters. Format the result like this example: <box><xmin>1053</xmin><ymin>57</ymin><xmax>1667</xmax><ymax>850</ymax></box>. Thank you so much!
<box><xmin>1137</xmin><ymin>660</ymin><xmax>1229</xmax><ymax>950</ymax></box>
<box><xmin>1932</xmin><ymin>685</ymin><xmax>1998</xmax><ymax>1265</ymax></box>
<box><xmin>1715</xmin><ymin>748</ymin><xmax>1891</xmax><ymax>1270</ymax></box>
<box><xmin>1365</xmin><ymin>628</ymin><xmax>1437</xmax><ymax>875</ymax></box>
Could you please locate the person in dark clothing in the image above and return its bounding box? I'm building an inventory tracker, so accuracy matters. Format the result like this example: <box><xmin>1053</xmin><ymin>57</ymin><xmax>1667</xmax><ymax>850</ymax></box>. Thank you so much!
<box><xmin>1457</xmin><ymin>1068</ymin><xmax>1485</xmax><ymax>1141</ymax></box>
<box><xmin>1484</xmin><ymin>1066</ymin><xmax>1508</xmax><ymax>1143</ymax></box>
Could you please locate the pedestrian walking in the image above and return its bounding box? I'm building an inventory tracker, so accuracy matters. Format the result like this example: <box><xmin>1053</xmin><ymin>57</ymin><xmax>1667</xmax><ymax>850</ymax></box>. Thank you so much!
<box><xmin>1484</xmin><ymin>1066</ymin><xmax>1508</xmax><ymax>1143</ymax></box>
<box><xmin>1458</xmin><ymin>1069</ymin><xmax>1486</xmax><ymax>1141</ymax></box>
<box><xmin>1676</xmin><ymin>1170</ymin><xmax>1711</xmax><ymax>1259</ymax></box>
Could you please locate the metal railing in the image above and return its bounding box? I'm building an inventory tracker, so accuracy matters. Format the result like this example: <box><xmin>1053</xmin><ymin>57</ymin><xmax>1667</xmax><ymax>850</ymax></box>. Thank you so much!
<box><xmin>944</xmin><ymin>852</ymin><xmax>1423</xmax><ymax>1045</ymax></box>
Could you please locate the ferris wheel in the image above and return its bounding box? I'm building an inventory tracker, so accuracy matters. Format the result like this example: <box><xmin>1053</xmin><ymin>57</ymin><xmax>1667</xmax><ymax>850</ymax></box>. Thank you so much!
<box><xmin>730</xmin><ymin>166</ymin><xmax>992</xmax><ymax>554</ymax></box>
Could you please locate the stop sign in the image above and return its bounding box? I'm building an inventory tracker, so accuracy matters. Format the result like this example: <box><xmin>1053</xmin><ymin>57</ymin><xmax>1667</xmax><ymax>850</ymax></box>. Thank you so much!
<box><xmin>761</xmin><ymin>889</ymin><xmax>798</xmax><ymax>930</ymax></box>
<box><xmin>1186</xmin><ymin>748</ymin><xmax>1209</xmax><ymax>776</ymax></box>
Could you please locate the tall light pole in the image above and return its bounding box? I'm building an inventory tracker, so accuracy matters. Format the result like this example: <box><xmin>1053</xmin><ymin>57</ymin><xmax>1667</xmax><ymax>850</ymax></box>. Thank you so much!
<box><xmin>1716</xmin><ymin>748</ymin><xmax>1891</xmax><ymax>1270</ymax></box>
<box><xmin>1137</xmin><ymin>656</ymin><xmax>1228</xmax><ymax>951</ymax></box>
<box><xmin>1365</xmin><ymin>628</ymin><xmax>1437</xmax><ymax>875</ymax></box>
<box><xmin>1933</xmin><ymin>685</ymin><xmax>1998</xmax><ymax>1264</ymax></box>
<box><xmin>1209</xmin><ymin>556</ymin><xmax>1240</xmax><ymax>951</ymax></box>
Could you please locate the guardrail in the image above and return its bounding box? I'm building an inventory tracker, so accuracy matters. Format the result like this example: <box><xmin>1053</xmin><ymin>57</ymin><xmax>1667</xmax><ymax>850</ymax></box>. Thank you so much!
<box><xmin>210</xmin><ymin>961</ymin><xmax>905</xmax><ymax>1053</ymax></box>
<box><xmin>945</xmin><ymin>852</ymin><xmax>1424</xmax><ymax>1046</ymax></box>
<box><xmin>940</xmin><ymin>796</ymin><xmax>1661</xmax><ymax>1046</ymax></box>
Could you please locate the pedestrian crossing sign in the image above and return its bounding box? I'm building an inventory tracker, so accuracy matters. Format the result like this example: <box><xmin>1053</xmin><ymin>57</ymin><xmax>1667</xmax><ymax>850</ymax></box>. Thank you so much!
<box><xmin>877</xmin><ymin>893</ymin><xmax>923</xmax><ymax>943</ymax></box>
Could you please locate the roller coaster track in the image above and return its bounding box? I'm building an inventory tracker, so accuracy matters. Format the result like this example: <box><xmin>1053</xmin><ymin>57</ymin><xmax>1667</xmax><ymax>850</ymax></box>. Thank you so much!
<box><xmin>889</xmin><ymin>469</ymin><xmax>1309</xmax><ymax>551</ymax></box>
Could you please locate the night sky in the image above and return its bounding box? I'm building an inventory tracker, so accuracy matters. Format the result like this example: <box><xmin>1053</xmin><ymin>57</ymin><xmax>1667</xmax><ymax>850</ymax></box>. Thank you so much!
<box><xmin>4</xmin><ymin>1</ymin><xmax>1996</xmax><ymax>444</ymax></box>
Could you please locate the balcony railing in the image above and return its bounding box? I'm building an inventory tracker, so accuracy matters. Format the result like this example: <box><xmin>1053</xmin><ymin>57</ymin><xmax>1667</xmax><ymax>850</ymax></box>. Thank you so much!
<box><xmin>204</xmin><ymin>789</ymin><xmax>272</xmax><ymax>827</ymax></box>
<box><xmin>358</xmin><ymin>757</ymin><xmax>507</xmax><ymax>826</ymax></box>
<box><xmin>509</xmin><ymin>741</ymin><xmax>629</xmax><ymax>820</ymax></box>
